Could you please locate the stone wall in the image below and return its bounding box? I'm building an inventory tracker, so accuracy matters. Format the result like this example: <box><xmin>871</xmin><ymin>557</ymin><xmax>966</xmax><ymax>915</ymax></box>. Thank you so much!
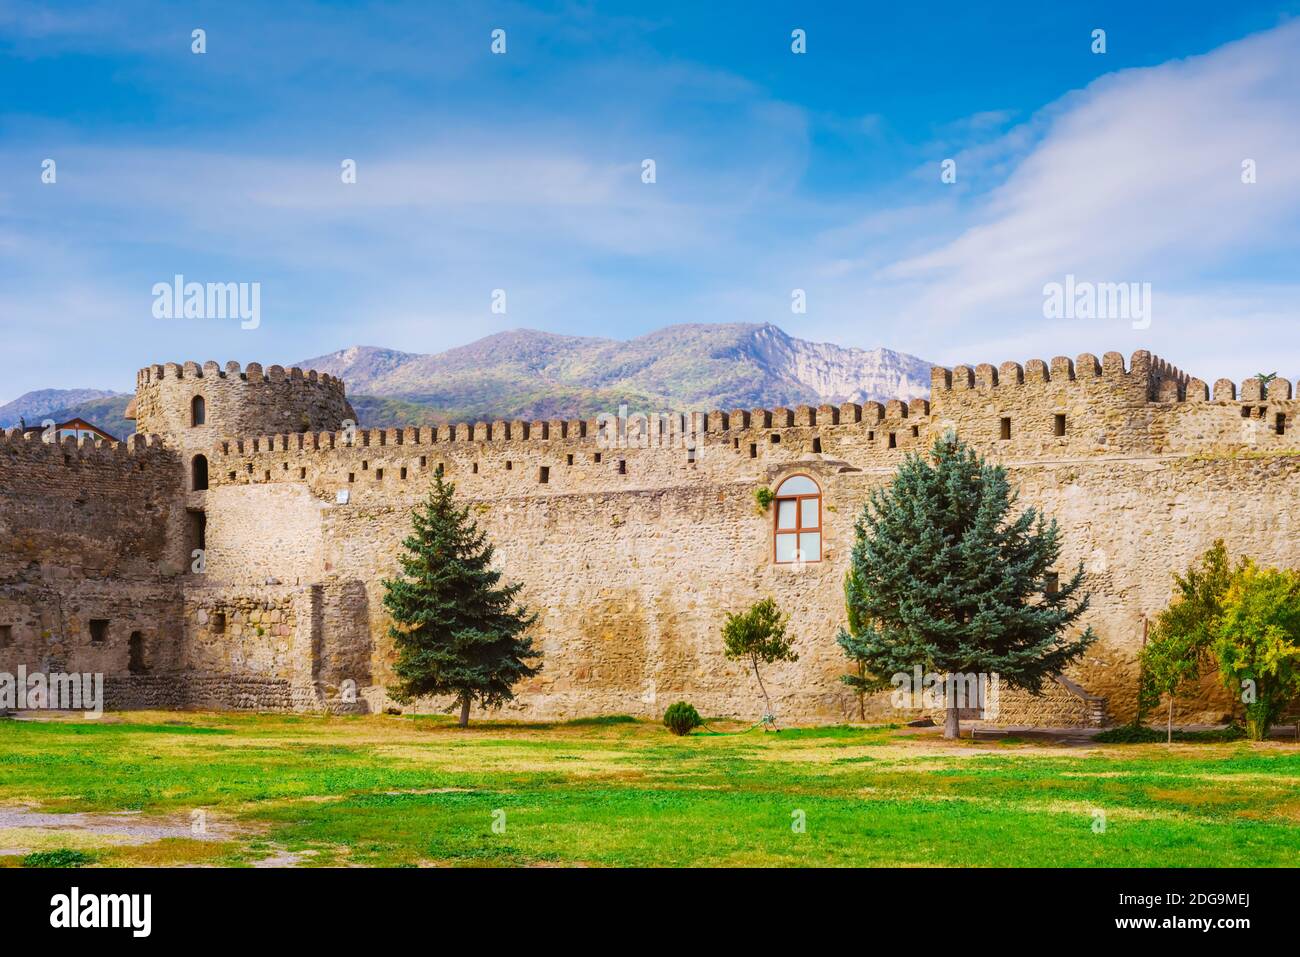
<box><xmin>4</xmin><ymin>349</ymin><xmax>1299</xmax><ymax>725</ymax></box>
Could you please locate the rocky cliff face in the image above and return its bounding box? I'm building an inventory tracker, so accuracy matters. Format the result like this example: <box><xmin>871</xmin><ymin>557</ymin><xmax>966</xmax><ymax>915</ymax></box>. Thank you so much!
<box><xmin>298</xmin><ymin>323</ymin><xmax>933</xmax><ymax>424</ymax></box>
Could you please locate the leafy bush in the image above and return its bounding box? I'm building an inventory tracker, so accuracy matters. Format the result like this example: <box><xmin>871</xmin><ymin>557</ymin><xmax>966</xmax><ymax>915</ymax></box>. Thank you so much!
<box><xmin>22</xmin><ymin>849</ymin><xmax>95</xmax><ymax>868</ymax></box>
<box><xmin>663</xmin><ymin>702</ymin><xmax>702</xmax><ymax>736</ymax></box>
<box><xmin>1095</xmin><ymin>722</ymin><xmax>1247</xmax><ymax>744</ymax></box>
<box><xmin>754</xmin><ymin>487</ymin><xmax>773</xmax><ymax>511</ymax></box>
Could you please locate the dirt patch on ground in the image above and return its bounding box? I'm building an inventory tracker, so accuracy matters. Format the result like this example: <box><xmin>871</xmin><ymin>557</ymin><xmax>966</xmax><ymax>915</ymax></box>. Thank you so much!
<box><xmin>0</xmin><ymin>804</ymin><xmax>239</xmax><ymax>855</ymax></box>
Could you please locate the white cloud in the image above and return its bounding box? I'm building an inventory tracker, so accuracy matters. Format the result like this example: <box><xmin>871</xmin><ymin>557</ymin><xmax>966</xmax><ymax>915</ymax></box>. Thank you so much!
<box><xmin>874</xmin><ymin>20</ymin><xmax>1300</xmax><ymax>350</ymax></box>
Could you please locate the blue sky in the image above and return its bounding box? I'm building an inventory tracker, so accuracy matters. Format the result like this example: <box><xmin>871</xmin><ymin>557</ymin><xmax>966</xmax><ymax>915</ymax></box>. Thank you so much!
<box><xmin>2</xmin><ymin>0</ymin><xmax>1299</xmax><ymax>401</ymax></box>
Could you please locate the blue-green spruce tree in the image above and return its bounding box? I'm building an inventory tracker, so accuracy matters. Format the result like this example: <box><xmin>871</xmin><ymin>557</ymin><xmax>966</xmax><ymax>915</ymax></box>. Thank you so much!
<box><xmin>840</xmin><ymin>434</ymin><xmax>1095</xmax><ymax>738</ymax></box>
<box><xmin>383</xmin><ymin>468</ymin><xmax>540</xmax><ymax>726</ymax></box>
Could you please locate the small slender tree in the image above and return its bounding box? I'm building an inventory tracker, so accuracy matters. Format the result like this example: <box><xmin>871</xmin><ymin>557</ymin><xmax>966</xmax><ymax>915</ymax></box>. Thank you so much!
<box><xmin>843</xmin><ymin>434</ymin><xmax>1095</xmax><ymax>738</ymax></box>
<box><xmin>1140</xmin><ymin>540</ymin><xmax>1237</xmax><ymax>740</ymax></box>
<box><xmin>1213</xmin><ymin>562</ymin><xmax>1300</xmax><ymax>740</ymax></box>
<box><xmin>837</xmin><ymin>569</ymin><xmax>893</xmax><ymax>721</ymax></box>
<box><xmin>722</xmin><ymin>598</ymin><xmax>797</xmax><ymax>727</ymax></box>
<box><xmin>382</xmin><ymin>468</ymin><xmax>540</xmax><ymax>726</ymax></box>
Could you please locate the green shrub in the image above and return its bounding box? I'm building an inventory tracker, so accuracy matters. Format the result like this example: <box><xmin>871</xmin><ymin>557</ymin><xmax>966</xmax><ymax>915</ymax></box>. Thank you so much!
<box><xmin>22</xmin><ymin>849</ymin><xmax>95</xmax><ymax>868</ymax></box>
<box><xmin>754</xmin><ymin>487</ymin><xmax>773</xmax><ymax>511</ymax></box>
<box><xmin>1094</xmin><ymin>722</ymin><xmax>1247</xmax><ymax>744</ymax></box>
<box><xmin>663</xmin><ymin>702</ymin><xmax>702</xmax><ymax>736</ymax></box>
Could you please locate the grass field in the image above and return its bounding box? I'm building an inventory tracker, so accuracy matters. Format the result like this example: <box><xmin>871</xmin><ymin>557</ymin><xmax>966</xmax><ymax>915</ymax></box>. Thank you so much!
<box><xmin>1</xmin><ymin>711</ymin><xmax>1298</xmax><ymax>867</ymax></box>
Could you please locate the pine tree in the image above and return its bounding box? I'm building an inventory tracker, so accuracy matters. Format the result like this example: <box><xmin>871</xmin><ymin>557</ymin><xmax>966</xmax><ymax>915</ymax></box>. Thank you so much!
<box><xmin>841</xmin><ymin>434</ymin><xmax>1095</xmax><ymax>738</ymax></box>
<box><xmin>382</xmin><ymin>468</ymin><xmax>540</xmax><ymax>726</ymax></box>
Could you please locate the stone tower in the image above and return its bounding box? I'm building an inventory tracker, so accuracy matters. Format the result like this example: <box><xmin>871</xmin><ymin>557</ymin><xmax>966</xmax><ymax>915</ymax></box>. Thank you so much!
<box><xmin>127</xmin><ymin>360</ymin><xmax>356</xmax><ymax>454</ymax></box>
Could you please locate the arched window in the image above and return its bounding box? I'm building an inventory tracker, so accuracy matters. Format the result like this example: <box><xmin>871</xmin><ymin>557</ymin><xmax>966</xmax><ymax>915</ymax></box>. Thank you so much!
<box><xmin>774</xmin><ymin>474</ymin><xmax>821</xmax><ymax>564</ymax></box>
<box><xmin>191</xmin><ymin>395</ymin><xmax>206</xmax><ymax>427</ymax></box>
<box><xmin>192</xmin><ymin>454</ymin><xmax>209</xmax><ymax>491</ymax></box>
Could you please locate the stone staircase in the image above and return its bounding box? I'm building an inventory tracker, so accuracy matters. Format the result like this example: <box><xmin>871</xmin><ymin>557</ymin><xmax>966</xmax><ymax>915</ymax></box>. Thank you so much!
<box><xmin>1054</xmin><ymin>674</ymin><xmax>1111</xmax><ymax>728</ymax></box>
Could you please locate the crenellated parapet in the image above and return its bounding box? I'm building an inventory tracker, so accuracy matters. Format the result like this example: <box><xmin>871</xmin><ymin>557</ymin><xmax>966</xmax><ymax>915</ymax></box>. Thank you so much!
<box><xmin>136</xmin><ymin>360</ymin><xmax>346</xmax><ymax>393</ymax></box>
<box><xmin>0</xmin><ymin>426</ymin><xmax>173</xmax><ymax>463</ymax></box>
<box><xmin>131</xmin><ymin>360</ymin><xmax>355</xmax><ymax>451</ymax></box>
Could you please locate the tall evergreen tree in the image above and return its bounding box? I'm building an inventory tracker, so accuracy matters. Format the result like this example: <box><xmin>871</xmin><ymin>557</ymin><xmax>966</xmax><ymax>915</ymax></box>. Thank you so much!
<box><xmin>382</xmin><ymin>468</ymin><xmax>540</xmax><ymax>726</ymax></box>
<box><xmin>841</xmin><ymin>434</ymin><xmax>1095</xmax><ymax>738</ymax></box>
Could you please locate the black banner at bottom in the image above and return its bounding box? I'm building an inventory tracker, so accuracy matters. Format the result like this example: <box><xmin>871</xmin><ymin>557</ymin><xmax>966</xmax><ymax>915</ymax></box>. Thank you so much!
<box><xmin>0</xmin><ymin>866</ymin><xmax>1276</xmax><ymax>943</ymax></box>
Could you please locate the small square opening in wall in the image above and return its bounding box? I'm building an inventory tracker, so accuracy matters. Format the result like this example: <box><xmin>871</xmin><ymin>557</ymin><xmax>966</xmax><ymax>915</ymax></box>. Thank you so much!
<box><xmin>770</xmin><ymin>433</ymin><xmax>780</xmax><ymax>444</ymax></box>
<box><xmin>566</xmin><ymin>453</ymin><xmax>574</xmax><ymax>466</ymax></box>
<box><xmin>375</xmin><ymin>468</ymin><xmax>383</xmax><ymax>480</ymax></box>
<box><xmin>1241</xmin><ymin>406</ymin><xmax>1251</xmax><ymax>418</ymax></box>
<box><xmin>400</xmin><ymin>467</ymin><xmax>407</xmax><ymax>480</ymax></box>
<box><xmin>228</xmin><ymin>471</ymin><xmax>237</xmax><ymax>481</ymax></box>
<box><xmin>1045</xmin><ymin>571</ymin><xmax>1060</xmax><ymax>595</ymax></box>
<box><xmin>264</xmin><ymin>470</ymin><xmax>271</xmax><ymax>481</ymax></box>
<box><xmin>687</xmin><ymin>447</ymin><xmax>696</xmax><ymax>464</ymax></box>
<box><xmin>910</xmin><ymin>426</ymin><xmax>919</xmax><ymax>438</ymax></box>
<box><xmin>1054</xmin><ymin>414</ymin><xmax>1066</xmax><ymax>437</ymax></box>
<box><xmin>419</xmin><ymin>455</ymin><xmax>427</xmax><ymax>467</ymax></box>
<box><xmin>211</xmin><ymin>612</ymin><xmax>226</xmax><ymax>634</ymax></box>
<box><xmin>868</xmin><ymin>431</ymin><xmax>875</xmax><ymax>441</ymax></box>
<box><xmin>282</xmin><ymin>462</ymin><xmax>289</xmax><ymax>470</ymax></box>
<box><xmin>89</xmin><ymin>619</ymin><xmax>109</xmax><ymax>644</ymax></box>
<box><xmin>539</xmin><ymin>466</ymin><xmax>550</xmax><ymax>484</ymax></box>
<box><xmin>361</xmin><ymin>460</ymin><xmax>368</xmax><ymax>470</ymax></box>
<box><xmin>299</xmin><ymin>467</ymin><xmax>307</xmax><ymax>479</ymax></box>
<box><xmin>888</xmin><ymin>432</ymin><xmax>897</xmax><ymax>449</ymax></box>
<box><xmin>1276</xmin><ymin>413</ymin><xmax>1287</xmax><ymax>435</ymax></box>
<box><xmin>749</xmin><ymin>443</ymin><xmax>757</xmax><ymax>458</ymax></box>
<box><xmin>812</xmin><ymin>437</ymin><xmax>822</xmax><ymax>454</ymax></box>
<box><xmin>1000</xmin><ymin>417</ymin><xmax>1012</xmax><ymax>441</ymax></box>
<box><xmin>618</xmin><ymin>459</ymin><xmax>627</xmax><ymax>475</ymax></box>
<box><xmin>0</xmin><ymin>625</ymin><xmax>12</xmax><ymax>648</ymax></box>
<box><xmin>472</xmin><ymin>462</ymin><xmax>479</xmax><ymax>474</ymax></box>
<box><xmin>733</xmin><ymin>438</ymin><xmax>739</xmax><ymax>449</ymax></box>
<box><xmin>594</xmin><ymin>452</ymin><xmax>602</xmax><ymax>463</ymax></box>
<box><xmin>348</xmin><ymin>473</ymin><xmax>355</xmax><ymax>483</ymax></box>
<box><xmin>506</xmin><ymin>460</ymin><xmax>513</xmax><ymax>470</ymax></box>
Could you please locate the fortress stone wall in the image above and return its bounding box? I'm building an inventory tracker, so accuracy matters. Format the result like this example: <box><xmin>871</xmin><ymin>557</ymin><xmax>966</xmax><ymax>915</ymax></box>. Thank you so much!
<box><xmin>2</xmin><ymin>350</ymin><xmax>1297</xmax><ymax>725</ymax></box>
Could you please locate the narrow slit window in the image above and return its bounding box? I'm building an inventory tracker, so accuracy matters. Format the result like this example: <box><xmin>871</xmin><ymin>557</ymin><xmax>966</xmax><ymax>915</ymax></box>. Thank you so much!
<box><xmin>539</xmin><ymin>466</ymin><xmax>550</xmax><ymax>484</ymax></box>
<box><xmin>812</xmin><ymin>437</ymin><xmax>822</xmax><ymax>453</ymax></box>
<box><xmin>89</xmin><ymin>619</ymin><xmax>109</xmax><ymax>644</ymax></box>
<box><xmin>191</xmin><ymin>454</ymin><xmax>209</xmax><ymax>491</ymax></box>
<box><xmin>1000</xmin><ymin>417</ymin><xmax>1012</xmax><ymax>441</ymax></box>
<box><xmin>1054</xmin><ymin>414</ymin><xmax>1066</xmax><ymax>437</ymax></box>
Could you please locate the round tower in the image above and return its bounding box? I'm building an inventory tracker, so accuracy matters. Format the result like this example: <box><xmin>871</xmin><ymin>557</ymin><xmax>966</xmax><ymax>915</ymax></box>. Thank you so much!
<box><xmin>127</xmin><ymin>360</ymin><xmax>356</xmax><ymax>452</ymax></box>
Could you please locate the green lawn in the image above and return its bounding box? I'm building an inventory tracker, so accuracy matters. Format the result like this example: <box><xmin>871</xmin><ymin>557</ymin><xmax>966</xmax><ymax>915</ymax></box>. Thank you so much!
<box><xmin>1</xmin><ymin>711</ymin><xmax>1298</xmax><ymax>867</ymax></box>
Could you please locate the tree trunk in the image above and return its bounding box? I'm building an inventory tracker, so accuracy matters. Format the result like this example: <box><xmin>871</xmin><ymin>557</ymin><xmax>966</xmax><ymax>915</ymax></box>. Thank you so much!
<box><xmin>1167</xmin><ymin>698</ymin><xmax>1173</xmax><ymax>745</ymax></box>
<box><xmin>944</xmin><ymin>705</ymin><xmax>960</xmax><ymax>739</ymax></box>
<box><xmin>458</xmin><ymin>695</ymin><xmax>471</xmax><ymax>728</ymax></box>
<box><xmin>752</xmin><ymin>656</ymin><xmax>777</xmax><ymax>729</ymax></box>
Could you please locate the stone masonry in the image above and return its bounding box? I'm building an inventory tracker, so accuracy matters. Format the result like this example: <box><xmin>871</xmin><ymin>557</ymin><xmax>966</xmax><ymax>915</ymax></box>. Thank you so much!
<box><xmin>2</xmin><ymin>350</ymin><xmax>1296</xmax><ymax>726</ymax></box>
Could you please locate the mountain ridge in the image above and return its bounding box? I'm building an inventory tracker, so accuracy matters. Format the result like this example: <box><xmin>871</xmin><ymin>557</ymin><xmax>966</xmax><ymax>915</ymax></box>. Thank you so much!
<box><xmin>2</xmin><ymin>324</ymin><xmax>934</xmax><ymax>435</ymax></box>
